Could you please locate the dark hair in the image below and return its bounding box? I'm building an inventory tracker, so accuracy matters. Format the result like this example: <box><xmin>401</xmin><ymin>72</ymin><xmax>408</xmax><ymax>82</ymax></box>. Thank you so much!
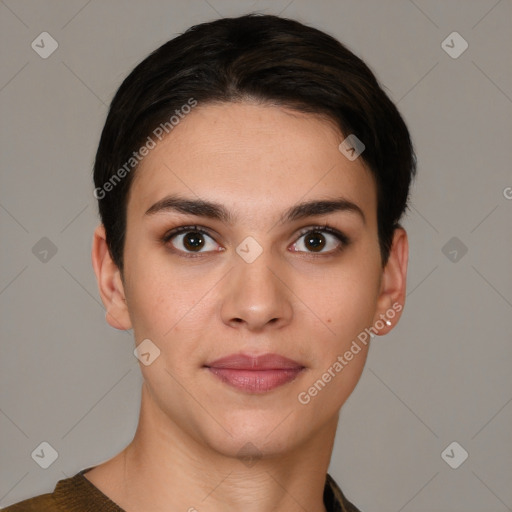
<box><xmin>93</xmin><ymin>13</ymin><xmax>416</xmax><ymax>276</ymax></box>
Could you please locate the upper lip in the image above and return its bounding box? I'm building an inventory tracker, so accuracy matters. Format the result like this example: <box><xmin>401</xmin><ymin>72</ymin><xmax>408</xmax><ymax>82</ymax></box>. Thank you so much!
<box><xmin>205</xmin><ymin>353</ymin><xmax>304</xmax><ymax>370</ymax></box>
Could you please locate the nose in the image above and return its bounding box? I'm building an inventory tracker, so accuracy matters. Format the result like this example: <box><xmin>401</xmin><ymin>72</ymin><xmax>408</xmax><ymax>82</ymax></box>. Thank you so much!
<box><xmin>220</xmin><ymin>247</ymin><xmax>294</xmax><ymax>332</ymax></box>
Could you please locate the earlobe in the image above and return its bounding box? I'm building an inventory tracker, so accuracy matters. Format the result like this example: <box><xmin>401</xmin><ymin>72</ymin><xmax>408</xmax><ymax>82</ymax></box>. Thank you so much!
<box><xmin>91</xmin><ymin>224</ymin><xmax>133</xmax><ymax>331</ymax></box>
<box><xmin>373</xmin><ymin>227</ymin><xmax>409</xmax><ymax>335</ymax></box>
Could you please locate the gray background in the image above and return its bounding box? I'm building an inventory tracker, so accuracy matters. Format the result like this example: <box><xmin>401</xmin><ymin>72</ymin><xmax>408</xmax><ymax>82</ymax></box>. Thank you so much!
<box><xmin>1</xmin><ymin>1</ymin><xmax>511</xmax><ymax>511</ymax></box>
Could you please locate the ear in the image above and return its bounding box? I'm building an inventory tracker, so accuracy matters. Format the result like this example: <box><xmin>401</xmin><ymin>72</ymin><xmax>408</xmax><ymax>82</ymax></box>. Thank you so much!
<box><xmin>91</xmin><ymin>224</ymin><xmax>132</xmax><ymax>331</ymax></box>
<box><xmin>372</xmin><ymin>227</ymin><xmax>409</xmax><ymax>335</ymax></box>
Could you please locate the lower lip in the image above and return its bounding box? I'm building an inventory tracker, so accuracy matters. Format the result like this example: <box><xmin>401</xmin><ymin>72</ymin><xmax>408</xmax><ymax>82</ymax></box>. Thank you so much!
<box><xmin>206</xmin><ymin>367</ymin><xmax>304</xmax><ymax>393</ymax></box>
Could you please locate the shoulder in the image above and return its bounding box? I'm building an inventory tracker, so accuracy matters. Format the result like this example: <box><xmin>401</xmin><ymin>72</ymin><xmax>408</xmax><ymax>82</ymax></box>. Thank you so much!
<box><xmin>1</xmin><ymin>492</ymin><xmax>61</xmax><ymax>512</ymax></box>
<box><xmin>1</xmin><ymin>467</ymin><xmax>123</xmax><ymax>512</ymax></box>
<box><xmin>0</xmin><ymin>467</ymin><xmax>96</xmax><ymax>512</ymax></box>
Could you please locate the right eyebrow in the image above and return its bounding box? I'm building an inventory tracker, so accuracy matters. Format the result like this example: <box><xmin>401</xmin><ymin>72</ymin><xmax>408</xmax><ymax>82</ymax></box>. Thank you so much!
<box><xmin>144</xmin><ymin>194</ymin><xmax>366</xmax><ymax>226</ymax></box>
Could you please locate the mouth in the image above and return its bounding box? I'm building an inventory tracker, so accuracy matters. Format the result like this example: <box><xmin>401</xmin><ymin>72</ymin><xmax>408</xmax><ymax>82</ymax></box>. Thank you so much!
<box><xmin>204</xmin><ymin>353</ymin><xmax>306</xmax><ymax>393</ymax></box>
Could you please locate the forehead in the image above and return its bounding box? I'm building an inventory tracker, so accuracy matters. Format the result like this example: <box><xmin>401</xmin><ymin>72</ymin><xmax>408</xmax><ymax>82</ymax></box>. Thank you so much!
<box><xmin>127</xmin><ymin>102</ymin><xmax>377</xmax><ymax>228</ymax></box>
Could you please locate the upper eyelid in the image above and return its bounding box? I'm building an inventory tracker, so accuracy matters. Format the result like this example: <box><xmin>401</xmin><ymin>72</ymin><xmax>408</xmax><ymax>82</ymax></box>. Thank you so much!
<box><xmin>163</xmin><ymin>224</ymin><xmax>343</xmax><ymax>237</ymax></box>
<box><xmin>163</xmin><ymin>224</ymin><xmax>347</xmax><ymax>247</ymax></box>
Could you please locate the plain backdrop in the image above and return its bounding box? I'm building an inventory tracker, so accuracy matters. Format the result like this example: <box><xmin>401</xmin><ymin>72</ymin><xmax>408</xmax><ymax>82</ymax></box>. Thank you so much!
<box><xmin>1</xmin><ymin>1</ymin><xmax>511</xmax><ymax>511</ymax></box>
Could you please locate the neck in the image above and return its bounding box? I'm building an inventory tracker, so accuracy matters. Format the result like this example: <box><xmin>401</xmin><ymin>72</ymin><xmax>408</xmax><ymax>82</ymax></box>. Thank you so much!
<box><xmin>86</xmin><ymin>382</ymin><xmax>339</xmax><ymax>512</ymax></box>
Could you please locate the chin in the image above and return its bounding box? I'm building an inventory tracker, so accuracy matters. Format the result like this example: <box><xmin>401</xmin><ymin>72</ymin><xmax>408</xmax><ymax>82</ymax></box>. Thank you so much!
<box><xmin>204</xmin><ymin>429</ymin><xmax>297</xmax><ymax>464</ymax></box>
<box><xmin>195</xmin><ymin>406</ymin><xmax>312</xmax><ymax>462</ymax></box>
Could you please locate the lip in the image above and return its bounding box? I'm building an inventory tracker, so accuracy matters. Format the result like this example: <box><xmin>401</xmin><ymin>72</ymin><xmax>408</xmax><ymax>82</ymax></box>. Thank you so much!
<box><xmin>204</xmin><ymin>353</ymin><xmax>305</xmax><ymax>393</ymax></box>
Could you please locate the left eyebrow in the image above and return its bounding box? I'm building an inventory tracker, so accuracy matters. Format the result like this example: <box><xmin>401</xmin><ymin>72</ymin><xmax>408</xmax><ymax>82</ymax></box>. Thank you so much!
<box><xmin>144</xmin><ymin>194</ymin><xmax>366</xmax><ymax>226</ymax></box>
<box><xmin>281</xmin><ymin>197</ymin><xmax>366</xmax><ymax>225</ymax></box>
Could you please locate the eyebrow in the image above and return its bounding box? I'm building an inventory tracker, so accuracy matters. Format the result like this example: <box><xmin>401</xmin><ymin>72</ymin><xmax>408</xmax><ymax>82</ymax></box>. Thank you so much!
<box><xmin>144</xmin><ymin>194</ymin><xmax>366</xmax><ymax>225</ymax></box>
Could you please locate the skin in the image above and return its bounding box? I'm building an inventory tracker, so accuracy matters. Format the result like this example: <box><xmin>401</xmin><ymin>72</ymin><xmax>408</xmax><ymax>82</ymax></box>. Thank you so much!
<box><xmin>89</xmin><ymin>101</ymin><xmax>408</xmax><ymax>512</ymax></box>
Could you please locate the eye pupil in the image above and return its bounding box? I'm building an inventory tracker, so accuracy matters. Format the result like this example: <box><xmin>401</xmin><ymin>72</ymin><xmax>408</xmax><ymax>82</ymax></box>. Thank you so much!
<box><xmin>183</xmin><ymin>232</ymin><xmax>205</xmax><ymax>251</ymax></box>
<box><xmin>305</xmin><ymin>232</ymin><xmax>325</xmax><ymax>252</ymax></box>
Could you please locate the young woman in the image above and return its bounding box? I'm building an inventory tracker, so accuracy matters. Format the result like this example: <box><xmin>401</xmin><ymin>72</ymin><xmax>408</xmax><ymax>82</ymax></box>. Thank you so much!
<box><xmin>5</xmin><ymin>13</ymin><xmax>415</xmax><ymax>512</ymax></box>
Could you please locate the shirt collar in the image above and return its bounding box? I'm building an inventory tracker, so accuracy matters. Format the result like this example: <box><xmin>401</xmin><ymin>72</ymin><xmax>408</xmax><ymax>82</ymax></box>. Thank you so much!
<box><xmin>53</xmin><ymin>467</ymin><xmax>360</xmax><ymax>512</ymax></box>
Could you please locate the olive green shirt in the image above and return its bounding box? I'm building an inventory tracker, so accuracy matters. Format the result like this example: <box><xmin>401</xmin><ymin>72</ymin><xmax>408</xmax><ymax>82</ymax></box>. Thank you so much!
<box><xmin>3</xmin><ymin>467</ymin><xmax>362</xmax><ymax>511</ymax></box>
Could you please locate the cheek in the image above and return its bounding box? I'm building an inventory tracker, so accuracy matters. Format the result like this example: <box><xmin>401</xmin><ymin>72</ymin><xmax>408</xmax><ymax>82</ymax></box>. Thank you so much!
<box><xmin>296</xmin><ymin>268</ymin><xmax>378</xmax><ymax>393</ymax></box>
<box><xmin>311</xmin><ymin>267</ymin><xmax>379</xmax><ymax>338</ymax></box>
<box><xmin>125</xmin><ymin>251</ymin><xmax>197</xmax><ymax>330</ymax></box>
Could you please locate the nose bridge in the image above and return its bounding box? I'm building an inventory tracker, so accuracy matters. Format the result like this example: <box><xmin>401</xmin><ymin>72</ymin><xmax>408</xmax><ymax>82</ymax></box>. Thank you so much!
<box><xmin>220</xmin><ymin>241</ymin><xmax>293</xmax><ymax>330</ymax></box>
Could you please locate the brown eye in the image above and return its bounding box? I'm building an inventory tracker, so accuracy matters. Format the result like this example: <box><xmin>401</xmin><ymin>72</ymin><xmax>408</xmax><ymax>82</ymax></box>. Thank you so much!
<box><xmin>182</xmin><ymin>231</ymin><xmax>206</xmax><ymax>251</ymax></box>
<box><xmin>304</xmin><ymin>231</ymin><xmax>326</xmax><ymax>252</ymax></box>
<box><xmin>291</xmin><ymin>226</ymin><xmax>349</xmax><ymax>255</ymax></box>
<box><xmin>163</xmin><ymin>226</ymin><xmax>219</xmax><ymax>255</ymax></box>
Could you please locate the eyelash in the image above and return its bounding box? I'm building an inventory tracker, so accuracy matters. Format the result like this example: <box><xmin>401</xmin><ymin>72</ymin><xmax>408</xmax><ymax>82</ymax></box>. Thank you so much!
<box><xmin>161</xmin><ymin>223</ymin><xmax>351</xmax><ymax>259</ymax></box>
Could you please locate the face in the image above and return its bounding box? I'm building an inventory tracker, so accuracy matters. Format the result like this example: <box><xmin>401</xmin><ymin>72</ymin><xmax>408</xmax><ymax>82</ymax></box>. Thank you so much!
<box><xmin>93</xmin><ymin>101</ymin><xmax>408</xmax><ymax>460</ymax></box>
